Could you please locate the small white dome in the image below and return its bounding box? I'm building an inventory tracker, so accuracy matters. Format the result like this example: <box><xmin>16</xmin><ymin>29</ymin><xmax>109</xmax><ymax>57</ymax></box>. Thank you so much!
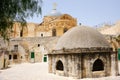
<box><xmin>55</xmin><ymin>25</ymin><xmax>110</xmax><ymax>50</ymax></box>
<box><xmin>46</xmin><ymin>9</ymin><xmax>62</xmax><ymax>17</ymax></box>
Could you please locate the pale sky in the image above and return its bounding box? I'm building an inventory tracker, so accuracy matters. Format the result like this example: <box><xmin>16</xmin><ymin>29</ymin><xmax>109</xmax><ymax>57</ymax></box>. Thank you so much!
<box><xmin>26</xmin><ymin>0</ymin><xmax>120</xmax><ymax>27</ymax></box>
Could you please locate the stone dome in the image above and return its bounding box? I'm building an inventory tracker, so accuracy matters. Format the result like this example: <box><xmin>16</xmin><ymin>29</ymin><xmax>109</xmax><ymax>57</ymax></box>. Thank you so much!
<box><xmin>46</xmin><ymin>9</ymin><xmax>62</xmax><ymax>17</ymax></box>
<box><xmin>55</xmin><ymin>25</ymin><xmax>110</xmax><ymax>50</ymax></box>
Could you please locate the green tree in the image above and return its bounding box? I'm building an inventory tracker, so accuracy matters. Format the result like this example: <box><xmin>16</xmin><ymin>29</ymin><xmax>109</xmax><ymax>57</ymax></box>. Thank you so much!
<box><xmin>0</xmin><ymin>0</ymin><xmax>42</xmax><ymax>40</ymax></box>
<box><xmin>115</xmin><ymin>35</ymin><xmax>120</xmax><ymax>45</ymax></box>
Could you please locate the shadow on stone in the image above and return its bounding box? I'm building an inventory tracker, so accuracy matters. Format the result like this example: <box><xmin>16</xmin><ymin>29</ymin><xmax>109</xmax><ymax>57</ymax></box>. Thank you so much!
<box><xmin>1</xmin><ymin>66</ymin><xmax>11</xmax><ymax>70</ymax></box>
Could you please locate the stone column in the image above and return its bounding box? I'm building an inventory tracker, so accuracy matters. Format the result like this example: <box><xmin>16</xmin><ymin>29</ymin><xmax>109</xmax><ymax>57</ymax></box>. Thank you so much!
<box><xmin>106</xmin><ymin>54</ymin><xmax>111</xmax><ymax>76</ymax></box>
<box><xmin>79</xmin><ymin>54</ymin><xmax>82</xmax><ymax>79</ymax></box>
<box><xmin>84</xmin><ymin>55</ymin><xmax>92</xmax><ymax>78</ymax></box>
<box><xmin>48</xmin><ymin>55</ymin><xmax>52</xmax><ymax>73</ymax></box>
<box><xmin>72</xmin><ymin>54</ymin><xmax>79</xmax><ymax>79</ymax></box>
<box><xmin>111</xmin><ymin>52</ymin><xmax>118</xmax><ymax>76</ymax></box>
<box><xmin>104</xmin><ymin>56</ymin><xmax>107</xmax><ymax>77</ymax></box>
<box><xmin>76</xmin><ymin>54</ymin><xmax>81</xmax><ymax>79</ymax></box>
<box><xmin>64</xmin><ymin>55</ymin><xmax>68</xmax><ymax>77</ymax></box>
<box><xmin>68</xmin><ymin>55</ymin><xmax>72</xmax><ymax>76</ymax></box>
<box><xmin>72</xmin><ymin>54</ymin><xmax>76</xmax><ymax>77</ymax></box>
<box><xmin>87</xmin><ymin>55</ymin><xmax>92</xmax><ymax>78</ymax></box>
<box><xmin>52</xmin><ymin>55</ymin><xmax>56</xmax><ymax>74</ymax></box>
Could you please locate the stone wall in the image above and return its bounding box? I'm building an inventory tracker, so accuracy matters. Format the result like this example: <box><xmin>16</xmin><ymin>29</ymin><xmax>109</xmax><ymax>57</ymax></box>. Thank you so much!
<box><xmin>48</xmin><ymin>51</ymin><xmax>115</xmax><ymax>79</ymax></box>
<box><xmin>8</xmin><ymin>37</ymin><xmax>59</xmax><ymax>63</ymax></box>
<box><xmin>0</xmin><ymin>50</ymin><xmax>9</xmax><ymax>69</ymax></box>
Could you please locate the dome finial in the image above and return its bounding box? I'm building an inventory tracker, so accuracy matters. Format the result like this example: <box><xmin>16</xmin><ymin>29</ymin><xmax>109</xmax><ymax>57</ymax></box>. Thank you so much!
<box><xmin>53</xmin><ymin>3</ymin><xmax>57</xmax><ymax>10</ymax></box>
<box><xmin>46</xmin><ymin>3</ymin><xmax>62</xmax><ymax>16</ymax></box>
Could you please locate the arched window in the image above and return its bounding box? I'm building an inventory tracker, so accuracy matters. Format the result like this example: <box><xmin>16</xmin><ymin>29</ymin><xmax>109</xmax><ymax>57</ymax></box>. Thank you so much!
<box><xmin>38</xmin><ymin>44</ymin><xmax>40</xmax><ymax>47</ymax></box>
<box><xmin>14</xmin><ymin>45</ymin><xmax>18</xmax><ymax>51</ymax></box>
<box><xmin>52</xmin><ymin>29</ymin><xmax>56</xmax><ymax>36</ymax></box>
<box><xmin>9</xmin><ymin>55</ymin><xmax>12</xmax><ymax>60</ymax></box>
<box><xmin>20</xmin><ymin>30</ymin><xmax>23</xmax><ymax>37</ymax></box>
<box><xmin>13</xmin><ymin>55</ymin><xmax>17</xmax><ymax>59</ymax></box>
<box><xmin>41</xmin><ymin>34</ymin><xmax>43</xmax><ymax>37</ymax></box>
<box><xmin>92</xmin><ymin>59</ymin><xmax>104</xmax><ymax>71</ymax></box>
<box><xmin>63</xmin><ymin>28</ymin><xmax>68</xmax><ymax>33</ymax></box>
<box><xmin>56</xmin><ymin>60</ymin><xmax>64</xmax><ymax>71</ymax></box>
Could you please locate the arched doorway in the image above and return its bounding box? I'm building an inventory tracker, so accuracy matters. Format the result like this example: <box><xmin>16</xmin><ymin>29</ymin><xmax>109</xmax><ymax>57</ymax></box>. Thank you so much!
<box><xmin>52</xmin><ymin>29</ymin><xmax>56</xmax><ymax>36</ymax></box>
<box><xmin>56</xmin><ymin>60</ymin><xmax>64</xmax><ymax>71</ymax></box>
<box><xmin>3</xmin><ymin>59</ymin><xmax>6</xmax><ymax>68</ymax></box>
<box><xmin>20</xmin><ymin>30</ymin><xmax>23</xmax><ymax>37</ymax></box>
<box><xmin>92</xmin><ymin>59</ymin><xmax>104</xmax><ymax>71</ymax></box>
<box><xmin>63</xmin><ymin>28</ymin><xmax>68</xmax><ymax>33</ymax></box>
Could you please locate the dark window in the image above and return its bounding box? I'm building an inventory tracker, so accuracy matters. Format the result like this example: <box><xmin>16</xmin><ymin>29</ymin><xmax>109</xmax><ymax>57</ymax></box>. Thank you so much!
<box><xmin>56</xmin><ymin>60</ymin><xmax>64</xmax><ymax>71</ymax></box>
<box><xmin>9</xmin><ymin>55</ymin><xmax>12</xmax><ymax>60</ymax></box>
<box><xmin>14</xmin><ymin>45</ymin><xmax>18</xmax><ymax>51</ymax></box>
<box><xmin>92</xmin><ymin>59</ymin><xmax>104</xmax><ymax>71</ymax></box>
<box><xmin>38</xmin><ymin>44</ymin><xmax>40</xmax><ymax>47</ymax></box>
<box><xmin>41</xmin><ymin>34</ymin><xmax>43</xmax><ymax>37</ymax></box>
<box><xmin>20</xmin><ymin>30</ymin><xmax>23</xmax><ymax>37</ymax></box>
<box><xmin>13</xmin><ymin>55</ymin><xmax>17</xmax><ymax>59</ymax></box>
<box><xmin>52</xmin><ymin>29</ymin><xmax>56</xmax><ymax>36</ymax></box>
<box><xmin>63</xmin><ymin>28</ymin><xmax>68</xmax><ymax>33</ymax></box>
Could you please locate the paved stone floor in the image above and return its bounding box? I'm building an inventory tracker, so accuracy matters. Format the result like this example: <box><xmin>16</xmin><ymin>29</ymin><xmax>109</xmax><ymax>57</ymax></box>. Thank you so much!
<box><xmin>0</xmin><ymin>62</ymin><xmax>120</xmax><ymax>80</ymax></box>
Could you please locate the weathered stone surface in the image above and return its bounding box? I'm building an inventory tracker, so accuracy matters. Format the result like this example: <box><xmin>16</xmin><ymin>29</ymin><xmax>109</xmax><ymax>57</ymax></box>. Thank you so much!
<box><xmin>48</xmin><ymin>25</ymin><xmax>118</xmax><ymax>79</ymax></box>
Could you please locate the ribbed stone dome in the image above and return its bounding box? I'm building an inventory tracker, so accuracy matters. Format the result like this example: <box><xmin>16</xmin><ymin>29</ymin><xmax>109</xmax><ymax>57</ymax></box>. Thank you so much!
<box><xmin>46</xmin><ymin>9</ymin><xmax>62</xmax><ymax>17</ymax></box>
<box><xmin>55</xmin><ymin>25</ymin><xmax>110</xmax><ymax>50</ymax></box>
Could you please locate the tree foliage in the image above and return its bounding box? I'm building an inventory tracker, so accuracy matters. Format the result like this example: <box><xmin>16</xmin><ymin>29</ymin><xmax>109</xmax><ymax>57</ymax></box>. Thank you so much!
<box><xmin>115</xmin><ymin>35</ymin><xmax>120</xmax><ymax>43</ymax></box>
<box><xmin>0</xmin><ymin>0</ymin><xmax>42</xmax><ymax>40</ymax></box>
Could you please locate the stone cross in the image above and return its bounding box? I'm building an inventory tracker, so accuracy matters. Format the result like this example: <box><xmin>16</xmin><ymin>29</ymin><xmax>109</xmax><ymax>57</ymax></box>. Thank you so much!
<box><xmin>53</xmin><ymin>3</ymin><xmax>57</xmax><ymax>10</ymax></box>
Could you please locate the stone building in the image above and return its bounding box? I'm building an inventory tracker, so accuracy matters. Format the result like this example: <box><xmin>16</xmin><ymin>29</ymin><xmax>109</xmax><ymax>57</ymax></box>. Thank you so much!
<box><xmin>11</xmin><ymin>5</ymin><xmax>77</xmax><ymax>38</ymax></box>
<box><xmin>35</xmin><ymin>7</ymin><xmax>77</xmax><ymax>37</ymax></box>
<box><xmin>3</xmin><ymin>5</ymin><xmax>77</xmax><ymax>63</ymax></box>
<box><xmin>0</xmin><ymin>36</ymin><xmax>59</xmax><ymax>64</ymax></box>
<box><xmin>8</xmin><ymin>39</ymin><xmax>27</xmax><ymax>64</ymax></box>
<box><xmin>100</xmin><ymin>21</ymin><xmax>120</xmax><ymax>36</ymax></box>
<box><xmin>99</xmin><ymin>21</ymin><xmax>120</xmax><ymax>59</ymax></box>
<box><xmin>99</xmin><ymin>21</ymin><xmax>120</xmax><ymax>49</ymax></box>
<box><xmin>11</xmin><ymin>22</ymin><xmax>38</xmax><ymax>38</ymax></box>
<box><xmin>0</xmin><ymin>48</ymin><xmax>9</xmax><ymax>69</ymax></box>
<box><xmin>48</xmin><ymin>25</ymin><xmax>118</xmax><ymax>79</ymax></box>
